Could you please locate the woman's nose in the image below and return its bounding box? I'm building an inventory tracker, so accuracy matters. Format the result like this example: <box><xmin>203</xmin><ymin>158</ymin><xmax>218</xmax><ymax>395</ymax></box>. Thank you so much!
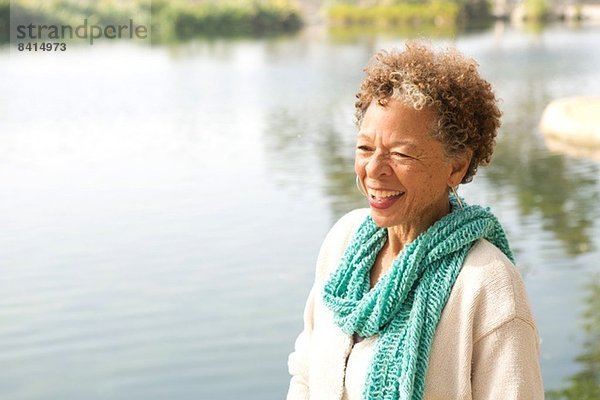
<box><xmin>365</xmin><ymin>151</ymin><xmax>391</xmax><ymax>177</ymax></box>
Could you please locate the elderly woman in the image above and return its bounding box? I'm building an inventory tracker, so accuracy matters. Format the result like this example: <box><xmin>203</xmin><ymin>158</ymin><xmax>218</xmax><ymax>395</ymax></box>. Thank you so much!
<box><xmin>286</xmin><ymin>43</ymin><xmax>543</xmax><ymax>400</ymax></box>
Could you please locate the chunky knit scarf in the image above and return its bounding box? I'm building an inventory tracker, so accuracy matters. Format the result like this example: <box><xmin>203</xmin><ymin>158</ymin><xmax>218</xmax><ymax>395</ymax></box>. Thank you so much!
<box><xmin>322</xmin><ymin>196</ymin><xmax>514</xmax><ymax>400</ymax></box>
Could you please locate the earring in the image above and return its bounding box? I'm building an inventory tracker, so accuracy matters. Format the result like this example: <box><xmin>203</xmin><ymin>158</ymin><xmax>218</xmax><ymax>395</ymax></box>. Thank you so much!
<box><xmin>451</xmin><ymin>186</ymin><xmax>464</xmax><ymax>209</ymax></box>
<box><xmin>356</xmin><ymin>176</ymin><xmax>367</xmax><ymax>197</ymax></box>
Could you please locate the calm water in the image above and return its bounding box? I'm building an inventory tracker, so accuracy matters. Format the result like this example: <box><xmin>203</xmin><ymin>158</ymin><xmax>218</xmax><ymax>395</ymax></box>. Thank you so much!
<box><xmin>1</xmin><ymin>22</ymin><xmax>599</xmax><ymax>399</ymax></box>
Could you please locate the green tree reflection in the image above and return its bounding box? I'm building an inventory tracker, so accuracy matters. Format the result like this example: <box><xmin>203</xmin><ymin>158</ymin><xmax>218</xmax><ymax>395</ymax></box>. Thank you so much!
<box><xmin>481</xmin><ymin>37</ymin><xmax>600</xmax><ymax>256</ymax></box>
<box><xmin>486</xmin><ymin>132</ymin><xmax>598</xmax><ymax>255</ymax></box>
<box><xmin>316</xmin><ymin>125</ymin><xmax>365</xmax><ymax>219</ymax></box>
<box><xmin>263</xmin><ymin>100</ymin><xmax>600</xmax><ymax>253</ymax></box>
<box><xmin>482</xmin><ymin>74</ymin><xmax>599</xmax><ymax>256</ymax></box>
<box><xmin>547</xmin><ymin>275</ymin><xmax>600</xmax><ymax>399</ymax></box>
<box><xmin>262</xmin><ymin>107</ymin><xmax>364</xmax><ymax>221</ymax></box>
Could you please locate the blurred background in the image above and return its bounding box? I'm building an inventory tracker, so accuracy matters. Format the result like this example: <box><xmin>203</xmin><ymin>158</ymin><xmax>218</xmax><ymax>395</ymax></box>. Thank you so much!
<box><xmin>0</xmin><ymin>0</ymin><xmax>599</xmax><ymax>399</ymax></box>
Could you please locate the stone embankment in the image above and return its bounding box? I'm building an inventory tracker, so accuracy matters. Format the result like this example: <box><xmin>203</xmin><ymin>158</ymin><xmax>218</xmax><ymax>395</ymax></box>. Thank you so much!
<box><xmin>540</xmin><ymin>97</ymin><xmax>600</xmax><ymax>146</ymax></box>
<box><xmin>540</xmin><ymin>97</ymin><xmax>600</xmax><ymax>160</ymax></box>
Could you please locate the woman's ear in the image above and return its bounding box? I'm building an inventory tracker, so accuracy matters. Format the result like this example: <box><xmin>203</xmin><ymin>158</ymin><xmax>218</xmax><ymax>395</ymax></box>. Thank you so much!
<box><xmin>448</xmin><ymin>149</ymin><xmax>473</xmax><ymax>187</ymax></box>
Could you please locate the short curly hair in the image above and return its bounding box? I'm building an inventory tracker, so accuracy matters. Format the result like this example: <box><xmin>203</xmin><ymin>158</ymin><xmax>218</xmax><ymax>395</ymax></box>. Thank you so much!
<box><xmin>355</xmin><ymin>42</ymin><xmax>501</xmax><ymax>184</ymax></box>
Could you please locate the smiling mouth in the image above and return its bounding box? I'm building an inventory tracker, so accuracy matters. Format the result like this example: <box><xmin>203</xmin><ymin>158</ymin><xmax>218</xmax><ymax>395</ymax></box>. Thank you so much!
<box><xmin>368</xmin><ymin>189</ymin><xmax>404</xmax><ymax>199</ymax></box>
<box><xmin>367</xmin><ymin>189</ymin><xmax>404</xmax><ymax>209</ymax></box>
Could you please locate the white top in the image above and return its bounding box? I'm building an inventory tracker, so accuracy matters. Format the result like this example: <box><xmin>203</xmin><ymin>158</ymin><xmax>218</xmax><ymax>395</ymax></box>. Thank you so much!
<box><xmin>287</xmin><ymin>208</ymin><xmax>544</xmax><ymax>400</ymax></box>
<box><xmin>342</xmin><ymin>335</ymin><xmax>378</xmax><ymax>400</ymax></box>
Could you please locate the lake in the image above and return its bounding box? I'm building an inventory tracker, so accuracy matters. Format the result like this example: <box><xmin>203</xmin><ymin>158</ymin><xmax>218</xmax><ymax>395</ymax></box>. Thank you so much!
<box><xmin>1</xmin><ymin>21</ymin><xmax>599</xmax><ymax>399</ymax></box>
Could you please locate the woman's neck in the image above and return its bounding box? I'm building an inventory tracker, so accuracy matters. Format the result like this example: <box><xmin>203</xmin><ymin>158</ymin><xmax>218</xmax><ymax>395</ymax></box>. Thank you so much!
<box><xmin>385</xmin><ymin>200</ymin><xmax>451</xmax><ymax>255</ymax></box>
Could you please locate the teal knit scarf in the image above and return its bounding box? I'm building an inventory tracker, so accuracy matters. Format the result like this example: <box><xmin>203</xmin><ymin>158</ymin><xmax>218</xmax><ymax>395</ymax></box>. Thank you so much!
<box><xmin>322</xmin><ymin>195</ymin><xmax>514</xmax><ymax>400</ymax></box>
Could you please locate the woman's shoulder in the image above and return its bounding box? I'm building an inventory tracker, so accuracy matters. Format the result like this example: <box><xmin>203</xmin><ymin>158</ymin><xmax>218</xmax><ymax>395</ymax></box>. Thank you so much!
<box><xmin>452</xmin><ymin>239</ymin><xmax>537</xmax><ymax>342</ymax></box>
<box><xmin>330</xmin><ymin>208</ymin><xmax>371</xmax><ymax>235</ymax></box>
<box><xmin>460</xmin><ymin>239</ymin><xmax>522</xmax><ymax>290</ymax></box>
<box><xmin>320</xmin><ymin>208</ymin><xmax>370</xmax><ymax>248</ymax></box>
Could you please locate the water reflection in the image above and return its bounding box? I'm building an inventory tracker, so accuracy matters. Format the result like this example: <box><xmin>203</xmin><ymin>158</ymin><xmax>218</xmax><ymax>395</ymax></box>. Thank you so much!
<box><xmin>484</xmin><ymin>72</ymin><xmax>600</xmax><ymax>256</ymax></box>
<box><xmin>544</xmin><ymin>136</ymin><xmax>600</xmax><ymax>162</ymax></box>
<box><xmin>259</xmin><ymin>25</ymin><xmax>600</xmax><ymax>396</ymax></box>
<box><xmin>547</xmin><ymin>275</ymin><xmax>600</xmax><ymax>398</ymax></box>
<box><xmin>317</xmin><ymin>125</ymin><xmax>364</xmax><ymax>219</ymax></box>
<box><xmin>480</xmin><ymin>36</ymin><xmax>600</xmax><ymax>256</ymax></box>
<box><xmin>2</xmin><ymin>23</ymin><xmax>600</xmax><ymax>400</ymax></box>
<box><xmin>487</xmin><ymin>134</ymin><xmax>599</xmax><ymax>255</ymax></box>
<box><xmin>262</xmin><ymin>105</ymin><xmax>363</xmax><ymax>219</ymax></box>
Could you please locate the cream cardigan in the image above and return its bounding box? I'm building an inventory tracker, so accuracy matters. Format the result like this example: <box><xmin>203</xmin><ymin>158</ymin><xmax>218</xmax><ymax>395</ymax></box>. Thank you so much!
<box><xmin>287</xmin><ymin>208</ymin><xmax>544</xmax><ymax>400</ymax></box>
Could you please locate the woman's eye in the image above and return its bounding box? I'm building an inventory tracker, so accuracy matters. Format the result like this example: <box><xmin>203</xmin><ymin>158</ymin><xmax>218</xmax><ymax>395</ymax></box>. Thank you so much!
<box><xmin>357</xmin><ymin>145</ymin><xmax>372</xmax><ymax>152</ymax></box>
<box><xmin>391</xmin><ymin>152</ymin><xmax>410</xmax><ymax>158</ymax></box>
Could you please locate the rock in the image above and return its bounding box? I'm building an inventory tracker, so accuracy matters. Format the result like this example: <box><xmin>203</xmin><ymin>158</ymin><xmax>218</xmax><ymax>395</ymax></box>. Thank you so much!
<box><xmin>539</xmin><ymin>97</ymin><xmax>600</xmax><ymax>147</ymax></box>
<box><xmin>543</xmin><ymin>135</ymin><xmax>600</xmax><ymax>162</ymax></box>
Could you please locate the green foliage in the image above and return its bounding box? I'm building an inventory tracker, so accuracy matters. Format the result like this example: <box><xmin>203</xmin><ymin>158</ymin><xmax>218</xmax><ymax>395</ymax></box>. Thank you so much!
<box><xmin>0</xmin><ymin>0</ymin><xmax>303</xmax><ymax>43</ymax></box>
<box><xmin>327</xmin><ymin>20</ymin><xmax>458</xmax><ymax>42</ymax></box>
<box><xmin>153</xmin><ymin>0</ymin><xmax>302</xmax><ymax>40</ymax></box>
<box><xmin>456</xmin><ymin>0</ymin><xmax>493</xmax><ymax>24</ymax></box>
<box><xmin>546</xmin><ymin>276</ymin><xmax>600</xmax><ymax>399</ymax></box>
<box><xmin>523</xmin><ymin>0</ymin><xmax>550</xmax><ymax>21</ymax></box>
<box><xmin>0</xmin><ymin>0</ymin><xmax>9</xmax><ymax>43</ymax></box>
<box><xmin>327</xmin><ymin>2</ymin><xmax>460</xmax><ymax>28</ymax></box>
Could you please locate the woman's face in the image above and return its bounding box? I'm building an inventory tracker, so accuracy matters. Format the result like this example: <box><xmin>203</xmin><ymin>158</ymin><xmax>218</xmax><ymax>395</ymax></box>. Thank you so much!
<box><xmin>355</xmin><ymin>99</ymin><xmax>466</xmax><ymax>232</ymax></box>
